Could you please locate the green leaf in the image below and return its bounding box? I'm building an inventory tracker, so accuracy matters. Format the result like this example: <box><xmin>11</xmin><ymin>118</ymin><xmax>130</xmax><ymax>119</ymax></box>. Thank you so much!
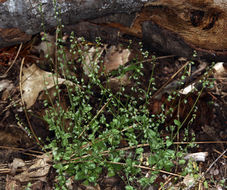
<box><xmin>204</xmin><ymin>180</ymin><xmax>208</xmax><ymax>189</ymax></box>
<box><xmin>166</xmin><ymin>139</ymin><xmax>172</xmax><ymax>147</ymax></box>
<box><xmin>179</xmin><ymin>159</ymin><xmax>186</xmax><ymax>165</ymax></box>
<box><xmin>174</xmin><ymin>119</ymin><xmax>181</xmax><ymax>127</ymax></box>
<box><xmin>125</xmin><ymin>185</ymin><xmax>134</xmax><ymax>190</ymax></box>
<box><xmin>136</xmin><ymin>147</ymin><xmax>144</xmax><ymax>154</ymax></box>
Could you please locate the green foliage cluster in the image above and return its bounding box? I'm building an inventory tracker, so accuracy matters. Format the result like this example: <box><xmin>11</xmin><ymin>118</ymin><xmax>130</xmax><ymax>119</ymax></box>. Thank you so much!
<box><xmin>41</xmin><ymin>31</ymin><xmax>201</xmax><ymax>189</ymax></box>
<box><xmin>37</xmin><ymin>1</ymin><xmax>216</xmax><ymax>189</ymax></box>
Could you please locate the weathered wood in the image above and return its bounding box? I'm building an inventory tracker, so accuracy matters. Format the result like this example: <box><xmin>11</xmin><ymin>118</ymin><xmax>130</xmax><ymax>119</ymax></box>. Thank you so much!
<box><xmin>0</xmin><ymin>0</ymin><xmax>143</xmax><ymax>47</ymax></box>
<box><xmin>141</xmin><ymin>0</ymin><xmax>227</xmax><ymax>61</ymax></box>
<box><xmin>0</xmin><ymin>0</ymin><xmax>226</xmax><ymax>61</ymax></box>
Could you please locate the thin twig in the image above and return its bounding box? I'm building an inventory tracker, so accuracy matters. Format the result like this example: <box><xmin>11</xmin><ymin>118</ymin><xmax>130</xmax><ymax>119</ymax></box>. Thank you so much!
<box><xmin>106</xmin><ymin>161</ymin><xmax>183</xmax><ymax>178</ymax></box>
<box><xmin>0</xmin><ymin>43</ymin><xmax>23</xmax><ymax>78</ymax></box>
<box><xmin>173</xmin><ymin>141</ymin><xmax>227</xmax><ymax>145</ymax></box>
<box><xmin>78</xmin><ymin>98</ymin><xmax>111</xmax><ymax>138</ymax></box>
<box><xmin>205</xmin><ymin>148</ymin><xmax>227</xmax><ymax>173</ymax></box>
<box><xmin>19</xmin><ymin>57</ymin><xmax>44</xmax><ymax>149</ymax></box>
<box><xmin>71</xmin><ymin>141</ymin><xmax>227</xmax><ymax>161</ymax></box>
<box><xmin>213</xmin><ymin>148</ymin><xmax>227</xmax><ymax>159</ymax></box>
<box><xmin>151</xmin><ymin>61</ymin><xmax>191</xmax><ymax>99</ymax></box>
<box><xmin>0</xmin><ymin>99</ymin><xmax>21</xmax><ymax>115</ymax></box>
<box><xmin>142</xmin><ymin>55</ymin><xmax>175</xmax><ymax>63</ymax></box>
<box><xmin>174</xmin><ymin>87</ymin><xmax>204</xmax><ymax>140</ymax></box>
<box><xmin>158</xmin><ymin>176</ymin><xmax>173</xmax><ymax>190</ymax></box>
<box><xmin>0</xmin><ymin>145</ymin><xmax>43</xmax><ymax>155</ymax></box>
<box><xmin>0</xmin><ymin>159</ymin><xmax>37</xmax><ymax>174</ymax></box>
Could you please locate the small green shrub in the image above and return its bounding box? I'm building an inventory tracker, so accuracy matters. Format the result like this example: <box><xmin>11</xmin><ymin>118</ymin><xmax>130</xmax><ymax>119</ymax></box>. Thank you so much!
<box><xmin>39</xmin><ymin>29</ymin><xmax>213</xmax><ymax>189</ymax></box>
<box><xmin>35</xmin><ymin>2</ymin><xmax>215</xmax><ymax>188</ymax></box>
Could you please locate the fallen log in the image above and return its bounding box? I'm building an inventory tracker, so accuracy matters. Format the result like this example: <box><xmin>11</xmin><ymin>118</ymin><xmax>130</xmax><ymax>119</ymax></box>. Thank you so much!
<box><xmin>0</xmin><ymin>0</ymin><xmax>226</xmax><ymax>61</ymax></box>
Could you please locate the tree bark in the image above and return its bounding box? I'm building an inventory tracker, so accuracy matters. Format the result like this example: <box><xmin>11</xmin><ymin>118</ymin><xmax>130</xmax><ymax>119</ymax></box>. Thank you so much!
<box><xmin>0</xmin><ymin>0</ymin><xmax>226</xmax><ymax>61</ymax></box>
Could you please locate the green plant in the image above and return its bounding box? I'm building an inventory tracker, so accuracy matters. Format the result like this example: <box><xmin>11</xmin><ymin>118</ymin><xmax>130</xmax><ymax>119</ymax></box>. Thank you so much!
<box><xmin>40</xmin><ymin>31</ymin><xmax>205</xmax><ymax>189</ymax></box>
<box><xmin>34</xmin><ymin>2</ymin><xmax>215</xmax><ymax>189</ymax></box>
<box><xmin>40</xmin><ymin>34</ymin><xmax>166</xmax><ymax>189</ymax></box>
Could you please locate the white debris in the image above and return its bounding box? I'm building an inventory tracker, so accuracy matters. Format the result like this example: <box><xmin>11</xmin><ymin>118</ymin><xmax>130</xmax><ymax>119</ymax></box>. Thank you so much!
<box><xmin>179</xmin><ymin>83</ymin><xmax>196</xmax><ymax>94</ymax></box>
<box><xmin>184</xmin><ymin>152</ymin><xmax>208</xmax><ymax>162</ymax></box>
<box><xmin>213</xmin><ymin>62</ymin><xmax>227</xmax><ymax>79</ymax></box>
<box><xmin>183</xmin><ymin>175</ymin><xmax>195</xmax><ymax>188</ymax></box>
<box><xmin>0</xmin><ymin>80</ymin><xmax>14</xmax><ymax>92</ymax></box>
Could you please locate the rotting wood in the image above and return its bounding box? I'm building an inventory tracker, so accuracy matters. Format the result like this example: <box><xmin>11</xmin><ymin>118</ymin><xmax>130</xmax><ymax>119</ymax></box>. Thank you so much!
<box><xmin>0</xmin><ymin>0</ymin><xmax>226</xmax><ymax>61</ymax></box>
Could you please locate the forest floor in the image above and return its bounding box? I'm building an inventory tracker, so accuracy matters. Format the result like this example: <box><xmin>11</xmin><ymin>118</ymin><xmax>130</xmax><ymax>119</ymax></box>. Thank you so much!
<box><xmin>0</xmin><ymin>32</ymin><xmax>226</xmax><ymax>189</ymax></box>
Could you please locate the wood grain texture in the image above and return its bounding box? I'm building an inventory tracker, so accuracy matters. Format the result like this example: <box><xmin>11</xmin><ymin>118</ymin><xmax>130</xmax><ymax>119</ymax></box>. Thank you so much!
<box><xmin>0</xmin><ymin>0</ymin><xmax>226</xmax><ymax>61</ymax></box>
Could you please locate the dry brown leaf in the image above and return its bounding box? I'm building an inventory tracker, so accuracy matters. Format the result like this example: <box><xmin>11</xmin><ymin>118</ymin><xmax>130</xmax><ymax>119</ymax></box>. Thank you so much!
<box><xmin>13</xmin><ymin>154</ymin><xmax>51</xmax><ymax>182</ymax></box>
<box><xmin>21</xmin><ymin>64</ymin><xmax>73</xmax><ymax>108</ymax></box>
<box><xmin>5</xmin><ymin>176</ymin><xmax>21</xmax><ymax>190</ymax></box>
<box><xmin>33</xmin><ymin>33</ymin><xmax>55</xmax><ymax>59</ymax></box>
<box><xmin>83</xmin><ymin>46</ymin><xmax>104</xmax><ymax>76</ymax></box>
<box><xmin>103</xmin><ymin>45</ymin><xmax>131</xmax><ymax>73</ymax></box>
<box><xmin>10</xmin><ymin>158</ymin><xmax>26</xmax><ymax>175</ymax></box>
<box><xmin>183</xmin><ymin>174</ymin><xmax>195</xmax><ymax>188</ymax></box>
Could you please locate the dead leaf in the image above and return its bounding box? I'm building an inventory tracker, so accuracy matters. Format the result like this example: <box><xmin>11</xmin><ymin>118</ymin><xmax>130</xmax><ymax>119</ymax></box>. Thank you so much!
<box><xmin>13</xmin><ymin>154</ymin><xmax>51</xmax><ymax>182</ymax></box>
<box><xmin>0</xmin><ymin>79</ymin><xmax>13</xmax><ymax>92</ymax></box>
<box><xmin>33</xmin><ymin>33</ymin><xmax>55</xmax><ymax>59</ymax></box>
<box><xmin>21</xmin><ymin>64</ymin><xmax>73</xmax><ymax>108</ymax></box>
<box><xmin>107</xmin><ymin>74</ymin><xmax>131</xmax><ymax>86</ymax></box>
<box><xmin>5</xmin><ymin>175</ymin><xmax>21</xmax><ymax>190</ymax></box>
<box><xmin>0</xmin><ymin>80</ymin><xmax>14</xmax><ymax>100</ymax></box>
<box><xmin>103</xmin><ymin>45</ymin><xmax>131</xmax><ymax>73</ymax></box>
<box><xmin>183</xmin><ymin>175</ymin><xmax>195</xmax><ymax>188</ymax></box>
<box><xmin>184</xmin><ymin>152</ymin><xmax>208</xmax><ymax>162</ymax></box>
<box><xmin>213</xmin><ymin>62</ymin><xmax>227</xmax><ymax>79</ymax></box>
<box><xmin>83</xmin><ymin>46</ymin><xmax>104</xmax><ymax>76</ymax></box>
<box><xmin>179</xmin><ymin>83</ymin><xmax>196</xmax><ymax>94</ymax></box>
<box><xmin>10</xmin><ymin>158</ymin><xmax>26</xmax><ymax>175</ymax></box>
